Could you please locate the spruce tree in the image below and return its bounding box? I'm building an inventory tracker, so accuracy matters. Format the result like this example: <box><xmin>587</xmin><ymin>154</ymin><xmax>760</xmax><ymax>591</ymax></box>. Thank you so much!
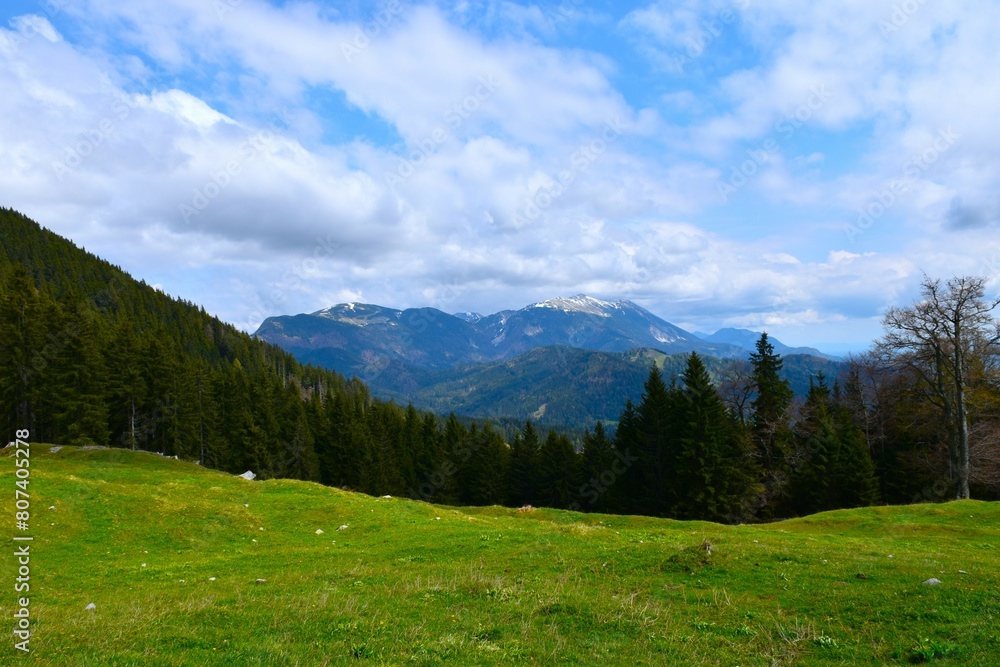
<box><xmin>580</xmin><ymin>422</ymin><xmax>617</xmax><ymax>512</ymax></box>
<box><xmin>507</xmin><ymin>421</ymin><xmax>540</xmax><ymax>506</ymax></box>
<box><xmin>789</xmin><ymin>377</ymin><xmax>837</xmax><ymax>515</ymax></box>
<box><xmin>674</xmin><ymin>353</ymin><xmax>758</xmax><ymax>522</ymax></box>
<box><xmin>537</xmin><ymin>430</ymin><xmax>580</xmax><ymax>509</ymax></box>
<box><xmin>615</xmin><ymin>400</ymin><xmax>643</xmax><ymax>514</ymax></box>
<box><xmin>750</xmin><ymin>333</ymin><xmax>794</xmax><ymax>512</ymax></box>
<box><xmin>0</xmin><ymin>265</ymin><xmax>42</xmax><ymax>437</ymax></box>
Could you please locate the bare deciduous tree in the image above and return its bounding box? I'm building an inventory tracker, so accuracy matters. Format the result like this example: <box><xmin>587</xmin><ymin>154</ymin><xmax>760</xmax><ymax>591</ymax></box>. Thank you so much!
<box><xmin>878</xmin><ymin>275</ymin><xmax>1000</xmax><ymax>498</ymax></box>
<box><xmin>719</xmin><ymin>358</ymin><xmax>755</xmax><ymax>425</ymax></box>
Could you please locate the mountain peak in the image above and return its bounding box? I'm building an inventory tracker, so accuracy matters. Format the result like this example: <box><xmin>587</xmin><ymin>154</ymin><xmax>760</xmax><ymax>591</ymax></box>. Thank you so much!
<box><xmin>530</xmin><ymin>294</ymin><xmax>624</xmax><ymax>317</ymax></box>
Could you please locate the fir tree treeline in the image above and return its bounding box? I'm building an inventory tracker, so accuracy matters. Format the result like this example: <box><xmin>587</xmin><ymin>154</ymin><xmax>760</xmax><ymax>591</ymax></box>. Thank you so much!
<box><xmin>3</xmin><ymin>210</ymin><xmax>996</xmax><ymax>521</ymax></box>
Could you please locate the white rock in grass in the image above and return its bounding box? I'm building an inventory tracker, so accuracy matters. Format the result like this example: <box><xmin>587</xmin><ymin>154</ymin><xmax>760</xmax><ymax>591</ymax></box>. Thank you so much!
<box><xmin>923</xmin><ymin>578</ymin><xmax>943</xmax><ymax>586</ymax></box>
<box><xmin>337</xmin><ymin>524</ymin><xmax>349</xmax><ymax>531</ymax></box>
<box><xmin>209</xmin><ymin>577</ymin><xmax>216</xmax><ymax>582</ymax></box>
<box><xmin>256</xmin><ymin>579</ymin><xmax>267</xmax><ymax>584</ymax></box>
<box><xmin>85</xmin><ymin>603</ymin><xmax>96</xmax><ymax>610</ymax></box>
<box><xmin>315</xmin><ymin>529</ymin><xmax>324</xmax><ymax>535</ymax></box>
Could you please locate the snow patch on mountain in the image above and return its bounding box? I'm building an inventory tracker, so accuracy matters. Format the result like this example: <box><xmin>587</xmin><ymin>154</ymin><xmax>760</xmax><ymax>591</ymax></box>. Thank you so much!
<box><xmin>531</xmin><ymin>294</ymin><xmax>621</xmax><ymax>317</ymax></box>
<box><xmin>649</xmin><ymin>326</ymin><xmax>678</xmax><ymax>344</ymax></box>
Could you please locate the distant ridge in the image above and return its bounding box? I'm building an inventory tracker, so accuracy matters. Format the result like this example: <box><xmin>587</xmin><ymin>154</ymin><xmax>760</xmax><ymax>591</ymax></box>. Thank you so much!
<box><xmin>254</xmin><ymin>293</ymin><xmax>755</xmax><ymax>375</ymax></box>
<box><xmin>695</xmin><ymin>327</ymin><xmax>841</xmax><ymax>361</ymax></box>
<box><xmin>254</xmin><ymin>295</ymin><xmax>842</xmax><ymax>425</ymax></box>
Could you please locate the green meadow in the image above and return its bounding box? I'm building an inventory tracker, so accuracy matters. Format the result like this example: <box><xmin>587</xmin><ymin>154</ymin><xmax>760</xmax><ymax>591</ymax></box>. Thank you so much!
<box><xmin>2</xmin><ymin>444</ymin><xmax>998</xmax><ymax>666</ymax></box>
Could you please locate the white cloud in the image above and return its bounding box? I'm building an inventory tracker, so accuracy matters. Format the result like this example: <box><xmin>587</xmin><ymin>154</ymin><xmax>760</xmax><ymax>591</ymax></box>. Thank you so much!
<box><xmin>1</xmin><ymin>0</ymin><xmax>999</xmax><ymax>351</ymax></box>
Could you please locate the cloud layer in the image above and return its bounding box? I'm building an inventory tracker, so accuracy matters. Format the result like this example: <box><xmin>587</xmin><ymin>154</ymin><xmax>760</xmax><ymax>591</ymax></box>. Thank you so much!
<box><xmin>2</xmin><ymin>0</ymin><xmax>999</xmax><ymax>351</ymax></box>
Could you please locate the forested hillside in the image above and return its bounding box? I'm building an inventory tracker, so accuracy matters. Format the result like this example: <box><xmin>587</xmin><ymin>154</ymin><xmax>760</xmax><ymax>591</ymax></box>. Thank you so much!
<box><xmin>2</xmin><ymin>209</ymin><xmax>997</xmax><ymax>522</ymax></box>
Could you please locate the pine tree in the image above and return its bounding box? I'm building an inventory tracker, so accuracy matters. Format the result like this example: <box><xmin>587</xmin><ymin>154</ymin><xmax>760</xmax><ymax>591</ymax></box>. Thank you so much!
<box><xmin>830</xmin><ymin>385</ymin><xmax>881</xmax><ymax>509</ymax></box>
<box><xmin>507</xmin><ymin>421</ymin><xmax>540</xmax><ymax>506</ymax></box>
<box><xmin>750</xmin><ymin>333</ymin><xmax>794</xmax><ymax>513</ymax></box>
<box><xmin>673</xmin><ymin>353</ymin><xmax>758</xmax><ymax>522</ymax></box>
<box><xmin>615</xmin><ymin>399</ymin><xmax>643</xmax><ymax>514</ymax></box>
<box><xmin>51</xmin><ymin>300</ymin><xmax>110</xmax><ymax>447</ymax></box>
<box><xmin>635</xmin><ymin>366</ymin><xmax>681</xmax><ymax>516</ymax></box>
<box><xmin>107</xmin><ymin>320</ymin><xmax>145</xmax><ymax>450</ymax></box>
<box><xmin>789</xmin><ymin>376</ymin><xmax>838</xmax><ymax>515</ymax></box>
<box><xmin>0</xmin><ymin>265</ymin><xmax>43</xmax><ymax>437</ymax></box>
<box><xmin>537</xmin><ymin>430</ymin><xmax>580</xmax><ymax>509</ymax></box>
<box><xmin>463</xmin><ymin>421</ymin><xmax>509</xmax><ymax>505</ymax></box>
<box><xmin>579</xmin><ymin>421</ymin><xmax>618</xmax><ymax>512</ymax></box>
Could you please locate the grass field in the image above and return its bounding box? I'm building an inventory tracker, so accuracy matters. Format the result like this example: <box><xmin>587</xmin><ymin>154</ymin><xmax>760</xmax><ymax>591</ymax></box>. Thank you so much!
<box><xmin>2</xmin><ymin>444</ymin><xmax>998</xmax><ymax>665</ymax></box>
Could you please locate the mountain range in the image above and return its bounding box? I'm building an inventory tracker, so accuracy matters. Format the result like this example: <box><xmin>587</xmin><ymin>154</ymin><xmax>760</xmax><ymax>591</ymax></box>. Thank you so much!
<box><xmin>255</xmin><ymin>295</ymin><xmax>842</xmax><ymax>426</ymax></box>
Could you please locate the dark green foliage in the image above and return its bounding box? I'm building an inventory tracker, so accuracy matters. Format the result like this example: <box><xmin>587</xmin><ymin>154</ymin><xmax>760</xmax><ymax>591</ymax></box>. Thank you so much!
<box><xmin>0</xmin><ymin>208</ymin><xmax>892</xmax><ymax>521</ymax></box>
<box><xmin>536</xmin><ymin>430</ymin><xmax>580</xmax><ymax>509</ymax></box>
<box><xmin>789</xmin><ymin>376</ymin><xmax>881</xmax><ymax>515</ymax></box>
<box><xmin>633</xmin><ymin>366</ymin><xmax>681</xmax><ymax>516</ymax></box>
<box><xmin>749</xmin><ymin>333</ymin><xmax>795</xmax><ymax>515</ymax></box>
<box><xmin>673</xmin><ymin>353</ymin><xmax>760</xmax><ymax>522</ymax></box>
<box><xmin>507</xmin><ymin>421</ymin><xmax>540</xmax><ymax>506</ymax></box>
<box><xmin>387</xmin><ymin>346</ymin><xmax>841</xmax><ymax>429</ymax></box>
<box><xmin>578</xmin><ymin>422</ymin><xmax>620</xmax><ymax>513</ymax></box>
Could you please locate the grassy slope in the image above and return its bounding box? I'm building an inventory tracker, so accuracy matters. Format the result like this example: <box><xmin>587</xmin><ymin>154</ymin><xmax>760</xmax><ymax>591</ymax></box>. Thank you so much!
<box><xmin>2</xmin><ymin>447</ymin><xmax>998</xmax><ymax>666</ymax></box>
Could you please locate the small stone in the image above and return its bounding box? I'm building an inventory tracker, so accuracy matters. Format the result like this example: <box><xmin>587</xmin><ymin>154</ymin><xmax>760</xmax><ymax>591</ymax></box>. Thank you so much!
<box><xmin>141</xmin><ymin>563</ymin><xmax>147</xmax><ymax>568</ymax></box>
<box><xmin>209</xmin><ymin>577</ymin><xmax>216</xmax><ymax>582</ymax></box>
<box><xmin>259</xmin><ymin>527</ymin><xmax>264</xmax><ymax>531</ymax></box>
<box><xmin>435</xmin><ymin>517</ymin><xmax>441</xmax><ymax>521</ymax></box>
<box><xmin>922</xmin><ymin>578</ymin><xmax>942</xmax><ymax>586</ymax></box>
<box><xmin>244</xmin><ymin>504</ymin><xmax>249</xmax><ymax>507</ymax></box>
<box><xmin>180</xmin><ymin>580</ymin><xmax>185</xmax><ymax>583</ymax></box>
<box><xmin>256</xmin><ymin>578</ymin><xmax>267</xmax><ymax>584</ymax></box>
<box><xmin>85</xmin><ymin>603</ymin><xmax>96</xmax><ymax>611</ymax></box>
<box><xmin>49</xmin><ymin>506</ymin><xmax>55</xmax><ymax>510</ymax></box>
<box><xmin>958</xmin><ymin>570</ymin><xmax>969</xmax><ymax>575</ymax></box>
<box><xmin>337</xmin><ymin>524</ymin><xmax>349</xmax><ymax>531</ymax></box>
<box><xmin>315</xmin><ymin>529</ymin><xmax>324</xmax><ymax>535</ymax></box>
<box><xmin>382</xmin><ymin>495</ymin><xmax>392</xmax><ymax>499</ymax></box>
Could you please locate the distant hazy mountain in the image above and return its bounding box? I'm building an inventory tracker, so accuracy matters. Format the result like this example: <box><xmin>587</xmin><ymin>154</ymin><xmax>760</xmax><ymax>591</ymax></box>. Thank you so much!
<box><xmin>694</xmin><ymin>328</ymin><xmax>841</xmax><ymax>361</ymax></box>
<box><xmin>254</xmin><ymin>295</ymin><xmax>751</xmax><ymax>379</ymax></box>
<box><xmin>255</xmin><ymin>295</ymin><xmax>842</xmax><ymax>426</ymax></box>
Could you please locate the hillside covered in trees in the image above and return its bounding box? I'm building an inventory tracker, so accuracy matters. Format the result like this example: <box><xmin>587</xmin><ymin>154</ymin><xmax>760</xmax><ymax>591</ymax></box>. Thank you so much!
<box><xmin>2</xmin><ymin>209</ymin><xmax>998</xmax><ymax>522</ymax></box>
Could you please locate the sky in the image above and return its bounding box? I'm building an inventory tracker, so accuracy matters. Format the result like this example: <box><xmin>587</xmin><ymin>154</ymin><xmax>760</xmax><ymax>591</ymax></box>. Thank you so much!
<box><xmin>2</xmin><ymin>0</ymin><xmax>999</xmax><ymax>355</ymax></box>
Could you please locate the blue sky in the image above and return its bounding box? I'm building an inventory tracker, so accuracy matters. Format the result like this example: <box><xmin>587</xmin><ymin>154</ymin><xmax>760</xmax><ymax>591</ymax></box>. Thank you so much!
<box><xmin>2</xmin><ymin>0</ymin><xmax>999</xmax><ymax>354</ymax></box>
